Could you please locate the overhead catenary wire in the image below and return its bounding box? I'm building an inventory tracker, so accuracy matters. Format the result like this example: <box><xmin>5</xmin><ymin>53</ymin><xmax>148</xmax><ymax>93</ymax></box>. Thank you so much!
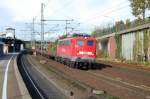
<box><xmin>37</xmin><ymin>0</ymin><xmax>129</xmax><ymax>30</ymax></box>
<box><xmin>44</xmin><ymin>0</ymin><xmax>75</xmax><ymax>19</ymax></box>
<box><xmin>77</xmin><ymin>4</ymin><xmax>130</xmax><ymax>29</ymax></box>
<box><xmin>64</xmin><ymin>0</ymin><xmax>131</xmax><ymax>33</ymax></box>
<box><xmin>84</xmin><ymin>4</ymin><xmax>130</xmax><ymax>23</ymax></box>
<box><xmin>31</xmin><ymin>0</ymin><xmax>132</xmax><ymax>42</ymax></box>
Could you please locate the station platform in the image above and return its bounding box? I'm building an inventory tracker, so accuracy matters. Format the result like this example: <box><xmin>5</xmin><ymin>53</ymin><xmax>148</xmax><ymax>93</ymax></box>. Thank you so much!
<box><xmin>0</xmin><ymin>54</ymin><xmax>31</xmax><ymax>99</ymax></box>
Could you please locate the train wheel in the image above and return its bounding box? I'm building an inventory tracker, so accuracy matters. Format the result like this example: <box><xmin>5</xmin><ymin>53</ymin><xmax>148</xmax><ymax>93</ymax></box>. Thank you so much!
<box><xmin>91</xmin><ymin>63</ymin><xmax>94</xmax><ymax>69</ymax></box>
<box><xmin>88</xmin><ymin>63</ymin><xmax>92</xmax><ymax>70</ymax></box>
<box><xmin>63</xmin><ymin>60</ymin><xmax>65</xmax><ymax>65</ymax></box>
<box><xmin>67</xmin><ymin>62</ymin><xmax>70</xmax><ymax>67</ymax></box>
<box><xmin>68</xmin><ymin>60</ymin><xmax>72</xmax><ymax>67</ymax></box>
<box><xmin>68</xmin><ymin>61</ymin><xmax>72</xmax><ymax>67</ymax></box>
<box><xmin>73</xmin><ymin>62</ymin><xmax>76</xmax><ymax>68</ymax></box>
<box><xmin>66</xmin><ymin>61</ymin><xmax>69</xmax><ymax>67</ymax></box>
<box><xmin>74</xmin><ymin>62</ymin><xmax>77</xmax><ymax>68</ymax></box>
<box><xmin>59</xmin><ymin>58</ymin><xmax>61</xmax><ymax>62</ymax></box>
<box><xmin>60</xmin><ymin>58</ymin><xmax>63</xmax><ymax>64</ymax></box>
<box><xmin>76</xmin><ymin>62</ymin><xmax>80</xmax><ymax>69</ymax></box>
<box><xmin>71</xmin><ymin>62</ymin><xmax>75</xmax><ymax>68</ymax></box>
<box><xmin>55</xmin><ymin>57</ymin><xmax>58</xmax><ymax>62</ymax></box>
<box><xmin>75</xmin><ymin>62</ymin><xmax>78</xmax><ymax>68</ymax></box>
<box><xmin>83</xmin><ymin>63</ymin><xmax>88</xmax><ymax>70</ymax></box>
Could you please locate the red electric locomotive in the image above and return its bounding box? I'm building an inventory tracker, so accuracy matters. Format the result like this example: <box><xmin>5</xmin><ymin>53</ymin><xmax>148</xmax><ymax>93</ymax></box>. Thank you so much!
<box><xmin>55</xmin><ymin>34</ymin><xmax>96</xmax><ymax>69</ymax></box>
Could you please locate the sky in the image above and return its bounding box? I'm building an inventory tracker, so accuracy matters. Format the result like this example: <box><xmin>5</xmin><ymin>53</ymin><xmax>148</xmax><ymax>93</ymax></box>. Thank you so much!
<box><xmin>0</xmin><ymin>0</ymin><xmax>149</xmax><ymax>41</ymax></box>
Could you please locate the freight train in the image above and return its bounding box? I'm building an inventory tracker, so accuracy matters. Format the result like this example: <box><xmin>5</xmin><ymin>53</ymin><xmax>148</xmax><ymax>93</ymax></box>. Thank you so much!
<box><xmin>36</xmin><ymin>34</ymin><xmax>96</xmax><ymax>69</ymax></box>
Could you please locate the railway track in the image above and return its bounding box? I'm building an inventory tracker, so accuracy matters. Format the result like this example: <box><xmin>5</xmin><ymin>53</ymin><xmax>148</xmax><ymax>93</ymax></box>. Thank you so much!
<box><xmin>32</xmin><ymin>54</ymin><xmax>150</xmax><ymax>99</ymax></box>
<box><xmin>87</xmin><ymin>71</ymin><xmax>150</xmax><ymax>98</ymax></box>
<box><xmin>17</xmin><ymin>52</ymin><xmax>67</xmax><ymax>99</ymax></box>
<box><xmin>17</xmin><ymin>53</ymin><xmax>47</xmax><ymax>99</ymax></box>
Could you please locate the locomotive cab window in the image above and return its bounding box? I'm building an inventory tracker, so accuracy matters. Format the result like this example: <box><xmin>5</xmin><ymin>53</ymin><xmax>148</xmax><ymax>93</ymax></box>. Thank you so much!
<box><xmin>87</xmin><ymin>40</ymin><xmax>94</xmax><ymax>46</ymax></box>
<box><xmin>65</xmin><ymin>40</ymin><xmax>71</xmax><ymax>46</ymax></box>
<box><xmin>77</xmin><ymin>40</ymin><xmax>84</xmax><ymax>46</ymax></box>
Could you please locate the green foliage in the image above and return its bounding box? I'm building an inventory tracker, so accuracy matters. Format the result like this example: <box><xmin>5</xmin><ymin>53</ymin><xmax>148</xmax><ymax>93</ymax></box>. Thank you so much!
<box><xmin>134</xmin><ymin>17</ymin><xmax>143</xmax><ymax>26</ymax></box>
<box><xmin>133</xmin><ymin>30</ymin><xmax>148</xmax><ymax>62</ymax></box>
<box><xmin>144</xmin><ymin>61</ymin><xmax>150</xmax><ymax>66</ymax></box>
<box><xmin>102</xmin><ymin>50</ymin><xmax>109</xmax><ymax>59</ymax></box>
<box><xmin>91</xmin><ymin>31</ymin><xmax>97</xmax><ymax>37</ymax></box>
<box><xmin>125</xmin><ymin>19</ymin><xmax>131</xmax><ymax>29</ymax></box>
<box><xmin>92</xmin><ymin>16</ymin><xmax>150</xmax><ymax>37</ymax></box>
<box><xmin>98</xmin><ymin>94</ymin><xmax>119</xmax><ymax>99</ymax></box>
<box><xmin>115</xmin><ymin>34</ymin><xmax>122</xmax><ymax>59</ymax></box>
<box><xmin>133</xmin><ymin>31</ymin><xmax>142</xmax><ymax>62</ymax></box>
<box><xmin>143</xmin><ymin>29</ymin><xmax>148</xmax><ymax>61</ymax></box>
<box><xmin>92</xmin><ymin>25</ymin><xmax>117</xmax><ymax>37</ymax></box>
<box><xmin>54</xmin><ymin>39</ymin><xmax>59</xmax><ymax>45</ymax></box>
<box><xmin>115</xmin><ymin>20</ymin><xmax>125</xmax><ymax>31</ymax></box>
<box><xmin>96</xmin><ymin>49</ymin><xmax>103</xmax><ymax>58</ymax></box>
<box><xmin>129</xmin><ymin>0</ymin><xmax>150</xmax><ymax>20</ymax></box>
<box><xmin>106</xmin><ymin>95</ymin><xmax>120</xmax><ymax>99</ymax></box>
<box><xmin>48</xmin><ymin>42</ymin><xmax>56</xmax><ymax>53</ymax></box>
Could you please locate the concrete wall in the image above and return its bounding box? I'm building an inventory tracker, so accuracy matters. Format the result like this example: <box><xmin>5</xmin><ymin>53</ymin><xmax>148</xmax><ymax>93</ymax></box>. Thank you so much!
<box><xmin>121</xmin><ymin>29</ymin><xmax>150</xmax><ymax>62</ymax></box>
<box><xmin>96</xmin><ymin>23</ymin><xmax>150</xmax><ymax>62</ymax></box>
<box><xmin>97</xmin><ymin>38</ymin><xmax>109</xmax><ymax>58</ymax></box>
<box><xmin>108</xmin><ymin>36</ymin><xmax>116</xmax><ymax>60</ymax></box>
<box><xmin>122</xmin><ymin>32</ymin><xmax>136</xmax><ymax>60</ymax></box>
<box><xmin>148</xmin><ymin>28</ymin><xmax>150</xmax><ymax>61</ymax></box>
<box><xmin>97</xmin><ymin>35</ymin><xmax>116</xmax><ymax>60</ymax></box>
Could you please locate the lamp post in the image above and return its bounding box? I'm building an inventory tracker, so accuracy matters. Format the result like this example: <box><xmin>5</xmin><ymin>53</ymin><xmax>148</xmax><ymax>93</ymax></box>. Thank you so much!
<box><xmin>13</xmin><ymin>28</ymin><xmax>16</xmax><ymax>53</ymax></box>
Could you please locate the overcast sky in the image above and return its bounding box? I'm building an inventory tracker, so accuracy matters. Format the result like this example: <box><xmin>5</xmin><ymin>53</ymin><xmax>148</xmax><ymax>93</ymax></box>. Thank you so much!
<box><xmin>0</xmin><ymin>0</ymin><xmax>149</xmax><ymax>41</ymax></box>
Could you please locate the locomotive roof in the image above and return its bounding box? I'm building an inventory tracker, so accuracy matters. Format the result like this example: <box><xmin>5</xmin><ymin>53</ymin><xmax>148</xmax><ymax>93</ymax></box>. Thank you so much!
<box><xmin>58</xmin><ymin>37</ymin><xmax>95</xmax><ymax>41</ymax></box>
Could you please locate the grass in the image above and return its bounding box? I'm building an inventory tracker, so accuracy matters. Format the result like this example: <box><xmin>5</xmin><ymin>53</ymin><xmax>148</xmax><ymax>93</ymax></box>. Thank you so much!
<box><xmin>96</xmin><ymin>94</ymin><xmax>119</xmax><ymax>99</ymax></box>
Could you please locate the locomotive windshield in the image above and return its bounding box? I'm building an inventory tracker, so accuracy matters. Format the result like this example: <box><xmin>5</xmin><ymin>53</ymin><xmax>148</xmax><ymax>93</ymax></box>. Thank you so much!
<box><xmin>77</xmin><ymin>40</ymin><xmax>84</xmax><ymax>46</ymax></box>
<box><xmin>87</xmin><ymin>40</ymin><xmax>94</xmax><ymax>46</ymax></box>
<box><xmin>58</xmin><ymin>40</ymin><xmax>71</xmax><ymax>46</ymax></box>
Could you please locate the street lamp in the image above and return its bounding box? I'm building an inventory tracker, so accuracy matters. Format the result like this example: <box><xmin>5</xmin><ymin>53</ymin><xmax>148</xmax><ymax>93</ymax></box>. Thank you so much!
<box><xmin>9</xmin><ymin>28</ymin><xmax>16</xmax><ymax>53</ymax></box>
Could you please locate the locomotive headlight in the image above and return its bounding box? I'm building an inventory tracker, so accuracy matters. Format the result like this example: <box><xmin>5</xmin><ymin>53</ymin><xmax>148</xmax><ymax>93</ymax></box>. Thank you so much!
<box><xmin>79</xmin><ymin>51</ymin><xmax>84</xmax><ymax>54</ymax></box>
<box><xmin>77</xmin><ymin>51</ymin><xmax>84</xmax><ymax>55</ymax></box>
<box><xmin>87</xmin><ymin>52</ymin><xmax>94</xmax><ymax>55</ymax></box>
<box><xmin>77</xmin><ymin>51</ymin><xmax>94</xmax><ymax>55</ymax></box>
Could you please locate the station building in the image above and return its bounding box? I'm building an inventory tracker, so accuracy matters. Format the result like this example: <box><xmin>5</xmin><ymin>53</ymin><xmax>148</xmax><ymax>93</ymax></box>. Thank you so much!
<box><xmin>0</xmin><ymin>27</ymin><xmax>24</xmax><ymax>53</ymax></box>
<box><xmin>0</xmin><ymin>38</ymin><xmax>24</xmax><ymax>53</ymax></box>
<box><xmin>0</xmin><ymin>41</ymin><xmax>4</xmax><ymax>56</ymax></box>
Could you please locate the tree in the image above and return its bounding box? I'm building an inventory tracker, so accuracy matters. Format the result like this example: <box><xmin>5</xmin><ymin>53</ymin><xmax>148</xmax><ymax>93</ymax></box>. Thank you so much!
<box><xmin>91</xmin><ymin>31</ymin><xmax>97</xmax><ymax>37</ymax></box>
<box><xmin>115</xmin><ymin>20</ymin><xmax>125</xmax><ymax>31</ymax></box>
<box><xmin>125</xmin><ymin>19</ymin><xmax>131</xmax><ymax>29</ymax></box>
<box><xmin>129</xmin><ymin>0</ymin><xmax>150</xmax><ymax>20</ymax></box>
